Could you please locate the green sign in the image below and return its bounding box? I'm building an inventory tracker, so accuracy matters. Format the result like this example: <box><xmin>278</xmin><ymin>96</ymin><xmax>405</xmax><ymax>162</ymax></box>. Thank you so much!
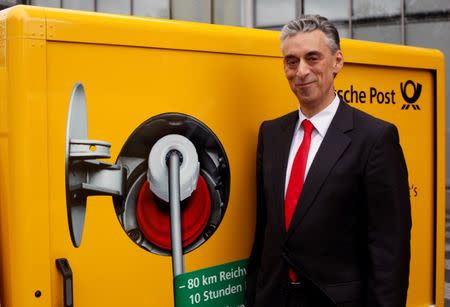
<box><xmin>174</xmin><ymin>259</ymin><xmax>248</xmax><ymax>307</ymax></box>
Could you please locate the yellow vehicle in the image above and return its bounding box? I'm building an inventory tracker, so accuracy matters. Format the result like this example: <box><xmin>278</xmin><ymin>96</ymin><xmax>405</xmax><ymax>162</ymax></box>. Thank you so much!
<box><xmin>0</xmin><ymin>5</ymin><xmax>445</xmax><ymax>307</ymax></box>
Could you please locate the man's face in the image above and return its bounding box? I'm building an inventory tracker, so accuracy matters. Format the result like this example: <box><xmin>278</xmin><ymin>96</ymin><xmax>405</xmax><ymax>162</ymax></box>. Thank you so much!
<box><xmin>281</xmin><ymin>30</ymin><xmax>343</xmax><ymax>112</ymax></box>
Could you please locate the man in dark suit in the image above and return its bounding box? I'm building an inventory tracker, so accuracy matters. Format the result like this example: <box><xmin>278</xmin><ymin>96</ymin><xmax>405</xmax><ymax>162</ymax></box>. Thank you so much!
<box><xmin>246</xmin><ymin>15</ymin><xmax>411</xmax><ymax>307</ymax></box>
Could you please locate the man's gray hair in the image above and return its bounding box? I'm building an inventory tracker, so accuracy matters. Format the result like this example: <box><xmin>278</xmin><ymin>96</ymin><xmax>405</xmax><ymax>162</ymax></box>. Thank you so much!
<box><xmin>280</xmin><ymin>15</ymin><xmax>341</xmax><ymax>54</ymax></box>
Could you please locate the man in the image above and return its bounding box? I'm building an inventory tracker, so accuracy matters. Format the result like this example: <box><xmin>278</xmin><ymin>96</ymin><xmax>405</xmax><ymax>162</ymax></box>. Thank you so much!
<box><xmin>246</xmin><ymin>15</ymin><xmax>411</xmax><ymax>307</ymax></box>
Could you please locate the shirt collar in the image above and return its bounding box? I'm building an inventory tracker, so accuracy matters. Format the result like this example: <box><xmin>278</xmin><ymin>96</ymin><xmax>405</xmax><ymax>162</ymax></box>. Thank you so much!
<box><xmin>298</xmin><ymin>94</ymin><xmax>340</xmax><ymax>137</ymax></box>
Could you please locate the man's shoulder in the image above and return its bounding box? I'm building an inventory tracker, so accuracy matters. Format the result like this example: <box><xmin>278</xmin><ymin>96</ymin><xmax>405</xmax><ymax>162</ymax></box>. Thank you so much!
<box><xmin>342</xmin><ymin>102</ymin><xmax>398</xmax><ymax>143</ymax></box>
<box><xmin>347</xmin><ymin>102</ymin><xmax>395</xmax><ymax>131</ymax></box>
<box><xmin>260</xmin><ymin>110</ymin><xmax>298</xmax><ymax>131</ymax></box>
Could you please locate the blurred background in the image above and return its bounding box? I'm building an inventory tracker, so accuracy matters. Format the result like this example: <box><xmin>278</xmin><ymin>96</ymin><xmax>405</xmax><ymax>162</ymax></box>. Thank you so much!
<box><xmin>0</xmin><ymin>0</ymin><xmax>448</xmax><ymax>304</ymax></box>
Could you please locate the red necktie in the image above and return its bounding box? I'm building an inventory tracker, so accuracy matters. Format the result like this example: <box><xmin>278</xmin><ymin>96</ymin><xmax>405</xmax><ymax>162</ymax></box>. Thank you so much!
<box><xmin>285</xmin><ymin>119</ymin><xmax>314</xmax><ymax>281</ymax></box>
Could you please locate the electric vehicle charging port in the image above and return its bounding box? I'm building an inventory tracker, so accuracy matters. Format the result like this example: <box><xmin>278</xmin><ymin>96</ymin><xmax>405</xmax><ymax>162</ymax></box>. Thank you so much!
<box><xmin>113</xmin><ymin>113</ymin><xmax>230</xmax><ymax>256</ymax></box>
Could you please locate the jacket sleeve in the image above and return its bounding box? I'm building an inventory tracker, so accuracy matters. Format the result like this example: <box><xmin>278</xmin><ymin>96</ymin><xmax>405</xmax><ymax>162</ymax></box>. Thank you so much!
<box><xmin>364</xmin><ymin>123</ymin><xmax>412</xmax><ymax>307</ymax></box>
<box><xmin>245</xmin><ymin>122</ymin><xmax>268</xmax><ymax>307</ymax></box>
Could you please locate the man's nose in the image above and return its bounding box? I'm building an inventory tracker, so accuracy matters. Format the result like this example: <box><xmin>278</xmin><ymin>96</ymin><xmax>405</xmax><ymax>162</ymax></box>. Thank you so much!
<box><xmin>296</xmin><ymin>61</ymin><xmax>310</xmax><ymax>78</ymax></box>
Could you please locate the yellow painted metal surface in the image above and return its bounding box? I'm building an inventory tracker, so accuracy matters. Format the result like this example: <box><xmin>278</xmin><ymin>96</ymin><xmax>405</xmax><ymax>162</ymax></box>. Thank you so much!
<box><xmin>336</xmin><ymin>66</ymin><xmax>436</xmax><ymax>306</ymax></box>
<box><xmin>0</xmin><ymin>5</ymin><xmax>446</xmax><ymax>307</ymax></box>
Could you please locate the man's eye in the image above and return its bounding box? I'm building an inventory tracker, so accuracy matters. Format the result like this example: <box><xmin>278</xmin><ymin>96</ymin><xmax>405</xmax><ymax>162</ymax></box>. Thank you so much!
<box><xmin>286</xmin><ymin>59</ymin><xmax>298</xmax><ymax>67</ymax></box>
<box><xmin>308</xmin><ymin>57</ymin><xmax>319</xmax><ymax>61</ymax></box>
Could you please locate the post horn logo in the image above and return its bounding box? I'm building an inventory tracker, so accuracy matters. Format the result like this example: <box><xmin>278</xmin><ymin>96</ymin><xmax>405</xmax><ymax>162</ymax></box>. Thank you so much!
<box><xmin>400</xmin><ymin>80</ymin><xmax>422</xmax><ymax>110</ymax></box>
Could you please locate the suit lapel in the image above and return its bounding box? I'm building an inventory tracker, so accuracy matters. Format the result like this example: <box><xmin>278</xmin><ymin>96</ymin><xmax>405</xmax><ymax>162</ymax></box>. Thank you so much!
<box><xmin>272</xmin><ymin>111</ymin><xmax>298</xmax><ymax>235</ymax></box>
<box><xmin>286</xmin><ymin>100</ymin><xmax>354</xmax><ymax>239</ymax></box>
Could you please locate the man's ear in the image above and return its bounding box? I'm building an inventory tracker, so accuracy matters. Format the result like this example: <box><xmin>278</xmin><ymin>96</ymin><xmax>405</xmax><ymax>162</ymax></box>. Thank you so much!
<box><xmin>334</xmin><ymin>50</ymin><xmax>344</xmax><ymax>74</ymax></box>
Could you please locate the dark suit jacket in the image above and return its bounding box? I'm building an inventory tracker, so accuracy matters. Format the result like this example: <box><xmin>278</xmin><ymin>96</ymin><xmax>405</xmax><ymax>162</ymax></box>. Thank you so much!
<box><xmin>246</xmin><ymin>100</ymin><xmax>411</xmax><ymax>307</ymax></box>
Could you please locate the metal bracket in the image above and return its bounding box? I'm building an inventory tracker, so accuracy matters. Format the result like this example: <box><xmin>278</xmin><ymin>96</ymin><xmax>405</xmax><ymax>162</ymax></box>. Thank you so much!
<box><xmin>65</xmin><ymin>83</ymin><xmax>124</xmax><ymax>247</ymax></box>
<box><xmin>69</xmin><ymin>139</ymin><xmax>111</xmax><ymax>159</ymax></box>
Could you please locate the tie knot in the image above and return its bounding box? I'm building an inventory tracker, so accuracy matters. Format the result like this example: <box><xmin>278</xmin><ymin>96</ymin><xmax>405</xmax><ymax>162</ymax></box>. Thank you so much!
<box><xmin>301</xmin><ymin>119</ymin><xmax>314</xmax><ymax>135</ymax></box>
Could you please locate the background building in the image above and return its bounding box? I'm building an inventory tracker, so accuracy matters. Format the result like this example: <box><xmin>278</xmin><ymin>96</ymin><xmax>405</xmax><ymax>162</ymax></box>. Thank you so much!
<box><xmin>0</xmin><ymin>0</ymin><xmax>449</xmax><ymax>304</ymax></box>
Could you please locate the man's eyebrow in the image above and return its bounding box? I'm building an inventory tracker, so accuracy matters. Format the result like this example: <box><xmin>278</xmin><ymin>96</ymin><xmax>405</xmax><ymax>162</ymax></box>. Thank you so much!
<box><xmin>283</xmin><ymin>51</ymin><xmax>323</xmax><ymax>59</ymax></box>
<box><xmin>305</xmin><ymin>50</ymin><xmax>322</xmax><ymax>57</ymax></box>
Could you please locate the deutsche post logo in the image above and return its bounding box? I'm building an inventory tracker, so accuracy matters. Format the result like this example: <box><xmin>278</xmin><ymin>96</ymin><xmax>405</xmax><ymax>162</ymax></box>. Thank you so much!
<box><xmin>400</xmin><ymin>80</ymin><xmax>422</xmax><ymax>110</ymax></box>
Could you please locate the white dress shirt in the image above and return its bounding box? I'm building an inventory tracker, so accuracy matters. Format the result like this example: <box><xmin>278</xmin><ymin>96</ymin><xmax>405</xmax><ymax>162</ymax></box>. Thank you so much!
<box><xmin>284</xmin><ymin>94</ymin><xmax>340</xmax><ymax>196</ymax></box>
